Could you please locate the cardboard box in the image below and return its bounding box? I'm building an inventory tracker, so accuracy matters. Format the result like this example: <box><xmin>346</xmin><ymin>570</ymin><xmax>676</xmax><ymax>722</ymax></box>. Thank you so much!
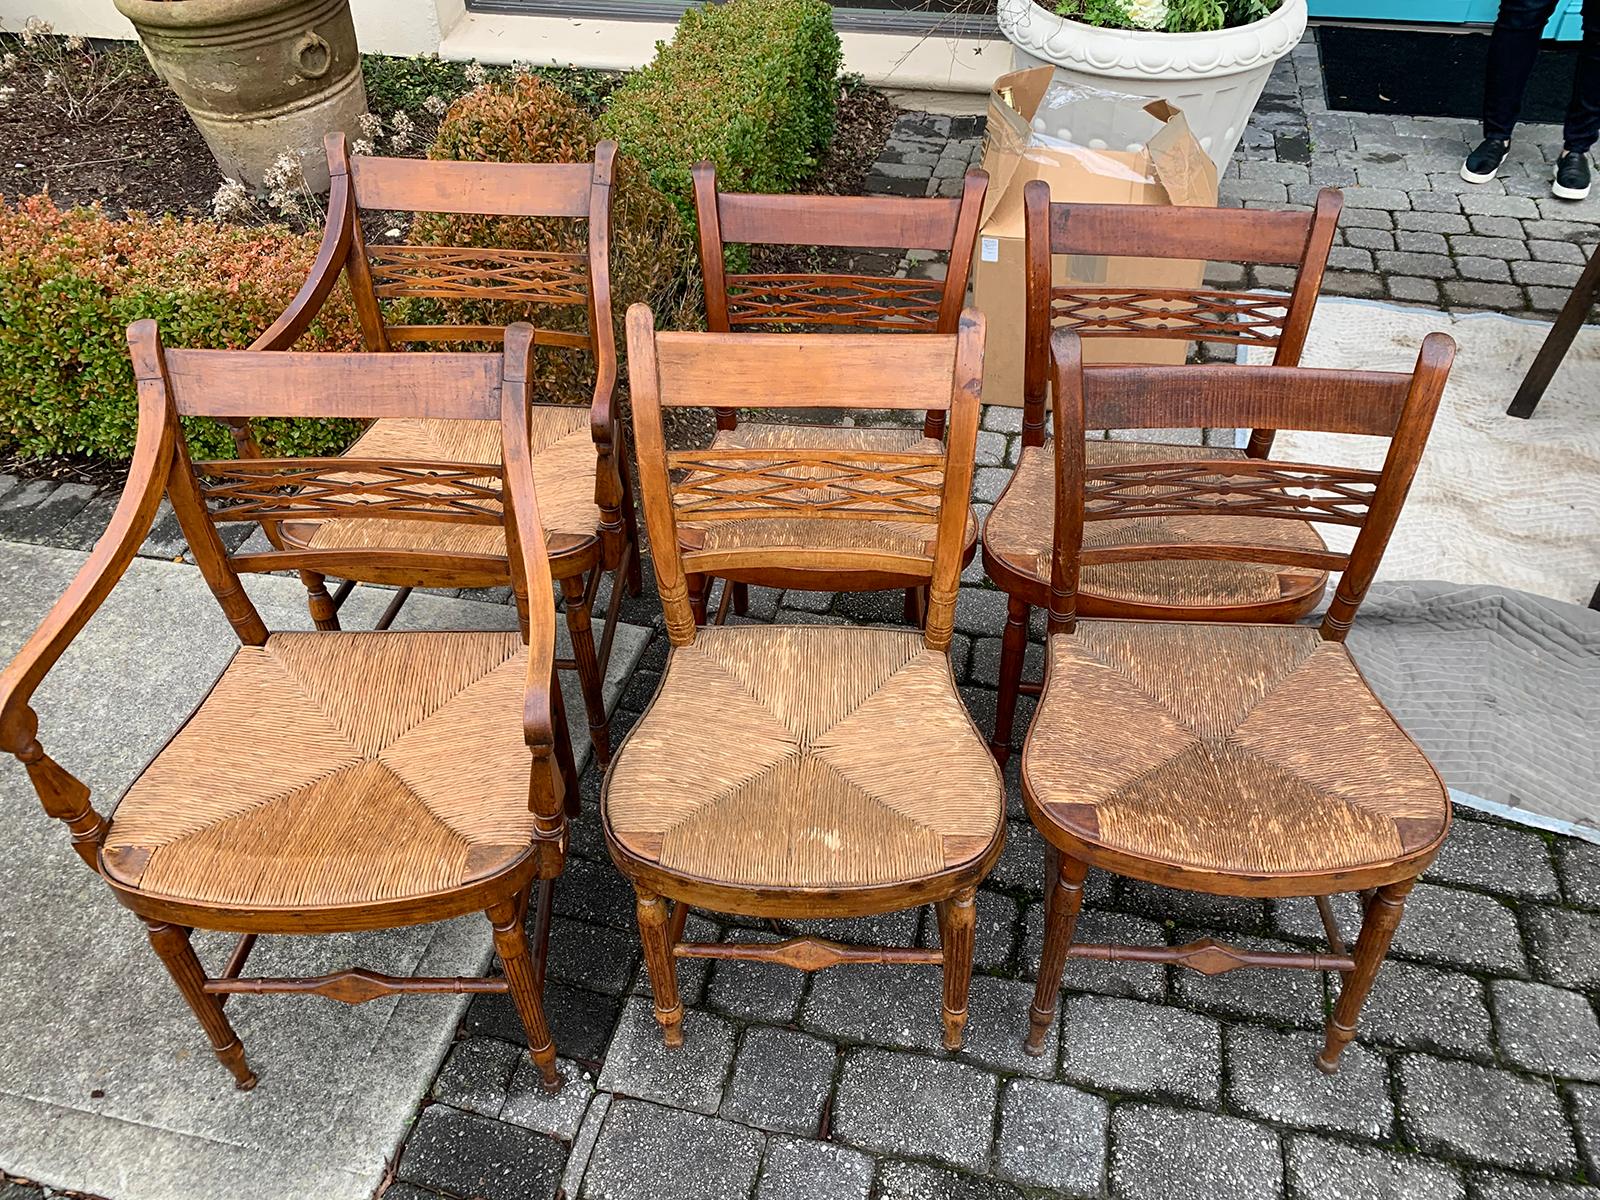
<box><xmin>972</xmin><ymin>67</ymin><xmax>1220</xmax><ymax>408</ymax></box>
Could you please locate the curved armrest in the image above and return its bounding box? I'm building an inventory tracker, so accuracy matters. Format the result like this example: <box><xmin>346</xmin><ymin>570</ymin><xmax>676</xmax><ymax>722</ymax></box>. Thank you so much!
<box><xmin>586</xmin><ymin>140</ymin><xmax>623</xmax><ymax>520</ymax></box>
<box><xmin>248</xmin><ymin>157</ymin><xmax>354</xmax><ymax>352</ymax></box>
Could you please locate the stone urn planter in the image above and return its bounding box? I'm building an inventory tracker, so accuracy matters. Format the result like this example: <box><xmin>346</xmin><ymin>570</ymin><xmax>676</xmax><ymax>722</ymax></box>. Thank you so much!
<box><xmin>996</xmin><ymin>0</ymin><xmax>1307</xmax><ymax>171</ymax></box>
<box><xmin>113</xmin><ymin>0</ymin><xmax>368</xmax><ymax>192</ymax></box>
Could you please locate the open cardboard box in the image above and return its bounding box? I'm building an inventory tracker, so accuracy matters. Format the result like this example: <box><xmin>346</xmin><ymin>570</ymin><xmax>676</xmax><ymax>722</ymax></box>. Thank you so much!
<box><xmin>972</xmin><ymin>66</ymin><xmax>1220</xmax><ymax>408</ymax></box>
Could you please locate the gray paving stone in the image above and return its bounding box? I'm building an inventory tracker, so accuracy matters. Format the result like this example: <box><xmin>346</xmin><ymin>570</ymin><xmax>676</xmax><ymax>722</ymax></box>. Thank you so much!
<box><xmin>1457</xmin><ymin>255</ymin><xmax>1515</xmax><ymax>281</ymax></box>
<box><xmin>1336</xmin><ymin>958</ymin><xmax>1495</xmax><ymax>1059</ymax></box>
<box><xmin>467</xmin><ymin>979</ymin><xmax>622</xmax><ymax>1062</ymax></box>
<box><xmin>974</xmin><ymin>430</ymin><xmax>1007</xmax><ymax>467</ymax></box>
<box><xmin>1490</xmin><ymin>980</ymin><xmax>1600</xmax><ymax>1082</ymax></box>
<box><xmin>972</xmin><ymin>467</ymin><xmax>1011</xmax><ymax>504</ymax></box>
<box><xmin>1344</xmin><ymin>186</ymin><xmax>1413</xmax><ymax>210</ymax></box>
<box><xmin>1022</xmin><ymin>904</ymin><xmax>1168</xmax><ymax>1002</ymax></box>
<box><xmin>432</xmin><ymin>1036</ymin><xmax>522</xmax><ymax>1118</ymax></box>
<box><xmin>959</xmin><ymin>974</ymin><xmax>1058</xmax><ymax>1079</ymax></box>
<box><xmin>1471</xmin><ymin>214</ymin><xmax>1529</xmax><ymax>238</ymax></box>
<box><xmin>1119</xmin><ymin>879</ymin><xmax>1267</xmax><ymax>933</ymax></box>
<box><xmin>1110</xmin><ymin>1105</ymin><xmax>1281</xmax><ymax>1200</ymax></box>
<box><xmin>919</xmin><ymin>889</ymin><xmax>1018</xmax><ymax>972</ymax></box>
<box><xmin>1398</xmin><ymin>1055</ymin><xmax>1577</xmax><ymax>1172</ymax></box>
<box><xmin>954</xmin><ymin>586</ymin><xmax>1009</xmax><ymax>637</ymax></box>
<box><xmin>786</xmin><ymin>908</ymin><xmax>922</xmax><ymax>946</ymax></box>
<box><xmin>582</xmin><ymin>1099</ymin><xmax>765</xmax><ymax>1200</ymax></box>
<box><xmin>1283</xmin><ymin>1134</ymin><xmax>1465</xmax><ymax>1200</ymax></box>
<box><xmin>501</xmin><ymin>1057</ymin><xmax>596</xmax><ymax>1142</ymax></box>
<box><xmin>1450</xmin><ymin>235</ymin><xmax>1532</xmax><ymax>260</ymax></box>
<box><xmin>1523</xmin><ymin>907</ymin><xmax>1600</xmax><ymax>989</ymax></box>
<box><xmin>1446</xmin><ymin>279</ymin><xmax>1530</xmax><ymax>309</ymax></box>
<box><xmin>1342</xmin><ymin>206</ymin><xmax>1397</xmax><ymax>228</ymax></box>
<box><xmin>994</xmin><ymin>1078</ymin><xmax>1107</xmax><ymax>1195</ymax></box>
<box><xmin>1325</xmin><ymin>269</ymin><xmax>1387</xmax><ymax>297</ymax></box>
<box><xmin>968</xmin><ymin>636</ymin><xmax>1042</xmax><ymax>691</ymax></box>
<box><xmin>1330</xmin><ymin>246</ymin><xmax>1375</xmax><ymax>271</ymax></box>
<box><xmin>1513</xmin><ymin>259</ymin><xmax>1586</xmax><ymax>287</ymax></box>
<box><xmin>0</xmin><ymin>479</ymin><xmax>97</xmax><ymax>543</ymax></box>
<box><xmin>755</xmin><ymin>1137</ymin><xmax>873</xmax><ymax>1200</ymax></box>
<box><xmin>1527</xmin><ymin>286</ymin><xmax>1576</xmax><ymax>312</ymax></box>
<box><xmin>1396</xmin><ymin>230</ymin><xmax>1450</xmax><ymax>253</ymax></box>
<box><xmin>1397</xmin><ymin>209</ymin><xmax>1471</xmax><ymax>233</ymax></box>
<box><xmin>1226</xmin><ymin>1026</ymin><xmax>1394</xmax><ymax>1138</ymax></box>
<box><xmin>982</xmin><ymin>405</ymin><xmax>1023</xmax><ymax>433</ymax></box>
<box><xmin>1274</xmin><ymin>884</ymin><xmax>1527</xmax><ymax>976</ymax></box>
<box><xmin>1344</xmin><ymin>226</ymin><xmax>1395</xmax><ymax>250</ymax></box>
<box><xmin>720</xmin><ymin>1025</ymin><xmax>838</xmax><ymax>1136</ymax></box>
<box><xmin>1569</xmin><ymin>1083</ymin><xmax>1600</xmax><ymax>1174</ymax></box>
<box><xmin>1465</xmin><ymin>1175</ymin><xmax>1600</xmax><ymax>1200</ymax></box>
<box><xmin>396</xmin><ymin>1104</ymin><xmax>567</xmax><ymax>1200</ymax></box>
<box><xmin>50</xmin><ymin>490</ymin><xmax>120</xmax><ymax>551</ymax></box>
<box><xmin>546</xmin><ymin>917</ymin><xmax>640</xmax><ymax>994</ymax></box>
<box><xmin>632</xmin><ymin>913</ymin><xmax>717</xmax><ymax>1006</ymax></box>
<box><xmin>873</xmin><ymin>1159</ymin><xmax>1027</xmax><ymax>1200</ymax></box>
<box><xmin>596</xmin><ymin>997</ymin><xmax>737</xmax><ymax>1115</ymax></box>
<box><xmin>986</xmin><ymin>819</ymin><xmax>1048</xmax><ymax>895</ymax></box>
<box><xmin>802</xmin><ymin>963</ymin><xmax>944</xmax><ymax>1051</ymax></box>
<box><xmin>1389</xmin><ymin>275</ymin><xmax>1444</xmax><ymax>303</ymax></box>
<box><xmin>1424</xmin><ymin>821</ymin><xmax>1561</xmax><ymax>900</ymax></box>
<box><xmin>1411</xmin><ymin>190</ymin><xmax>1466</xmax><ymax>212</ymax></box>
<box><xmin>1556</xmin><ymin>840</ymin><xmax>1600</xmax><ymax>908</ymax></box>
<box><xmin>1058</xmin><ymin>995</ymin><xmax>1221</xmax><ymax>1107</ymax></box>
<box><xmin>1377</xmin><ymin>250</ymin><xmax>1454</xmax><ymax>276</ymax></box>
<box><xmin>1172</xmin><ymin>930</ymin><xmax>1328</xmax><ymax>1028</ymax></box>
<box><xmin>705</xmin><ymin>929</ymin><xmax>807</xmax><ymax>1024</ymax></box>
<box><xmin>782</xmin><ymin>589</ymin><xmax>836</xmax><ymax>613</ymax></box>
<box><xmin>833</xmin><ymin>1048</ymin><xmax>998</xmax><ymax>1171</ymax></box>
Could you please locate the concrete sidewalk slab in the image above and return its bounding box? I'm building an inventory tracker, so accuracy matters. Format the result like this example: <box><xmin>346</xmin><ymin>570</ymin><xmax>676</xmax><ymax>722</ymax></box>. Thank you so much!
<box><xmin>0</xmin><ymin>544</ymin><xmax>649</xmax><ymax>1200</ymax></box>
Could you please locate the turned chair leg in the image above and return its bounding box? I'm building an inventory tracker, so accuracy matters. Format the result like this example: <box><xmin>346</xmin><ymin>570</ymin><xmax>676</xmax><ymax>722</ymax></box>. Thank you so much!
<box><xmin>687</xmin><ymin>573</ymin><xmax>709</xmax><ymax>626</ymax></box>
<box><xmin>561</xmin><ymin>573</ymin><xmax>612</xmax><ymax>769</ymax></box>
<box><xmin>488</xmin><ymin>898</ymin><xmax>561</xmax><ymax>1092</ymax></box>
<box><xmin>989</xmin><ymin>595</ymin><xmax>1031</xmax><ymax>764</ymax></box>
<box><xmin>731</xmin><ymin>581</ymin><xmax>750</xmax><ymax>617</ymax></box>
<box><xmin>528</xmin><ymin>877</ymin><xmax>556</xmax><ymax>996</ymax></box>
<box><xmin>903</xmin><ymin>586</ymin><xmax>928</xmax><ymax>627</ymax></box>
<box><xmin>144</xmin><ymin>921</ymin><xmax>257</xmax><ymax>1090</ymax></box>
<box><xmin>937</xmin><ymin>887</ymin><xmax>977</xmax><ymax>1050</ymax></box>
<box><xmin>1026</xmin><ymin>846</ymin><xmax>1088</xmax><ymax>1056</ymax></box>
<box><xmin>636</xmin><ymin>889</ymin><xmax>683</xmax><ymax>1048</ymax></box>
<box><xmin>550</xmin><ymin>667</ymin><xmax>582</xmax><ymax>821</ymax></box>
<box><xmin>299</xmin><ymin>570</ymin><xmax>341</xmax><ymax>632</ymax></box>
<box><xmin>1317</xmin><ymin>878</ymin><xmax>1414</xmax><ymax>1073</ymax></box>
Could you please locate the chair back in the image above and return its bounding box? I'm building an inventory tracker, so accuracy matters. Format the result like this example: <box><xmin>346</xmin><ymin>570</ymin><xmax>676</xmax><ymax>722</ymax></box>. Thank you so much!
<box><xmin>1022</xmin><ymin>179</ymin><xmax>1342</xmax><ymax>453</ymax></box>
<box><xmin>1046</xmin><ymin>327</ymin><xmax>1454</xmax><ymax>641</ymax></box>
<box><xmin>328</xmin><ymin>134</ymin><xmax>615</xmax><ymax>359</ymax></box>
<box><xmin>128</xmin><ymin>320</ymin><xmax>557</xmax><ymax>652</ymax></box>
<box><xmin>692</xmin><ymin>160</ymin><xmax>986</xmax><ymax>436</ymax></box>
<box><xmin>626</xmin><ymin>303</ymin><xmax>985</xmax><ymax>653</ymax></box>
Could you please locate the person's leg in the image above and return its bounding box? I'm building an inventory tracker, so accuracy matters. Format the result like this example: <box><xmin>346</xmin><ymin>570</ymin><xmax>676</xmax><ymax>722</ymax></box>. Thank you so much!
<box><xmin>1484</xmin><ymin>0</ymin><xmax>1563</xmax><ymax>142</ymax></box>
<box><xmin>1562</xmin><ymin>0</ymin><xmax>1600</xmax><ymax>152</ymax></box>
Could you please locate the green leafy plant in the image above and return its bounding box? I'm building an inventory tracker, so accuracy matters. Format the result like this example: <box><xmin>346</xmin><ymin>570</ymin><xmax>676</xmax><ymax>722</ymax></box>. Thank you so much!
<box><xmin>599</xmin><ymin>0</ymin><xmax>842</xmax><ymax>221</ymax></box>
<box><xmin>421</xmin><ymin>72</ymin><xmax>695</xmax><ymax>406</ymax></box>
<box><xmin>0</xmin><ymin>196</ymin><xmax>361</xmax><ymax>461</ymax></box>
<box><xmin>1055</xmin><ymin>0</ymin><xmax>1279</xmax><ymax>31</ymax></box>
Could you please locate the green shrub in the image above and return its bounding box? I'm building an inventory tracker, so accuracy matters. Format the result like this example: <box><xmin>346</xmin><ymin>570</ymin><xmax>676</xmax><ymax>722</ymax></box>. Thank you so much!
<box><xmin>599</xmin><ymin>0</ymin><xmax>841</xmax><ymax>219</ymax></box>
<box><xmin>0</xmin><ymin>196</ymin><xmax>362</xmax><ymax>461</ymax></box>
<box><xmin>419</xmin><ymin>73</ymin><xmax>695</xmax><ymax>406</ymax></box>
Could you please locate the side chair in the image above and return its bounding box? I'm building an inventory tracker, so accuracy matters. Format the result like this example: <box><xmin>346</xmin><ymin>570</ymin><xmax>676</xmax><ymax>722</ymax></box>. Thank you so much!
<box><xmin>687</xmin><ymin>160</ymin><xmax>988</xmax><ymax>625</ymax></box>
<box><xmin>246</xmin><ymin>132</ymin><xmax>637</xmax><ymax>766</ymax></box>
<box><xmin>1023</xmin><ymin>327</ymin><xmax>1456</xmax><ymax>1073</ymax></box>
<box><xmin>605</xmin><ymin>303</ymin><xmax>1005</xmax><ymax>1051</ymax></box>
<box><xmin>984</xmin><ymin>181</ymin><xmax>1344</xmax><ymax>762</ymax></box>
<box><xmin>0</xmin><ymin>322</ymin><xmax>573</xmax><ymax>1093</ymax></box>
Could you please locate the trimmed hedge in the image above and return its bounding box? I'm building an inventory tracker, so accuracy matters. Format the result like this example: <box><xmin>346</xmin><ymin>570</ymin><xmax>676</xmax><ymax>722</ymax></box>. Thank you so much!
<box><xmin>420</xmin><ymin>73</ymin><xmax>695</xmax><ymax>406</ymax></box>
<box><xmin>0</xmin><ymin>196</ymin><xmax>361</xmax><ymax>461</ymax></box>
<box><xmin>600</xmin><ymin>0</ymin><xmax>841</xmax><ymax>219</ymax></box>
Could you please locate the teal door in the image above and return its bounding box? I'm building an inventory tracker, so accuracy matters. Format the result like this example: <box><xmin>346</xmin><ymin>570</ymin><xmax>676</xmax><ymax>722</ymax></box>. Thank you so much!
<box><xmin>1308</xmin><ymin>0</ymin><xmax>1583</xmax><ymax>38</ymax></box>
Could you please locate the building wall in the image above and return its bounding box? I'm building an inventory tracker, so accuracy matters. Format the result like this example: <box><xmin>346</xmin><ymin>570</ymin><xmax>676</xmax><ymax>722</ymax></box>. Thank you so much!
<box><xmin>2</xmin><ymin>0</ymin><xmax>1007</xmax><ymax>92</ymax></box>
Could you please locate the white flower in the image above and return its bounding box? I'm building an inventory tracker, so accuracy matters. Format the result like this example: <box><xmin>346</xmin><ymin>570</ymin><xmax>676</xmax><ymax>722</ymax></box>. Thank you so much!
<box><xmin>357</xmin><ymin>110</ymin><xmax>384</xmax><ymax>137</ymax></box>
<box><xmin>388</xmin><ymin>110</ymin><xmax>415</xmax><ymax>150</ymax></box>
<box><xmin>211</xmin><ymin>178</ymin><xmax>252</xmax><ymax>222</ymax></box>
<box><xmin>511</xmin><ymin>59</ymin><xmax>536</xmax><ymax>77</ymax></box>
<box><xmin>64</xmin><ymin>34</ymin><xmax>85</xmax><ymax>51</ymax></box>
<box><xmin>1</xmin><ymin>53</ymin><xmax>16</xmax><ymax>71</ymax></box>
<box><xmin>1125</xmin><ymin>0</ymin><xmax>1167</xmax><ymax>27</ymax></box>
<box><xmin>21</xmin><ymin>17</ymin><xmax>52</xmax><ymax>46</ymax></box>
<box><xmin>262</xmin><ymin>150</ymin><xmax>300</xmax><ymax>191</ymax></box>
<box><xmin>351</xmin><ymin>138</ymin><xmax>376</xmax><ymax>156</ymax></box>
<box><xmin>422</xmin><ymin>93</ymin><xmax>448</xmax><ymax>117</ymax></box>
<box><xmin>463</xmin><ymin>61</ymin><xmax>488</xmax><ymax>86</ymax></box>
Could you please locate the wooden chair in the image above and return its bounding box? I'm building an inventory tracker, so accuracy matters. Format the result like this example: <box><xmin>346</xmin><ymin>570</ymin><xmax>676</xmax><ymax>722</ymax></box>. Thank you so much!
<box><xmin>247</xmin><ymin>132</ymin><xmax>636</xmax><ymax>766</ymax></box>
<box><xmin>1022</xmin><ymin>327</ymin><xmax>1455</xmax><ymax>1073</ymax></box>
<box><xmin>0</xmin><ymin>322</ymin><xmax>573</xmax><ymax>1094</ymax></box>
<box><xmin>687</xmin><ymin>160</ymin><xmax>988</xmax><ymax>624</ymax></box>
<box><xmin>984</xmin><ymin>182</ymin><xmax>1344</xmax><ymax>762</ymax></box>
<box><xmin>605</xmin><ymin>303</ymin><xmax>1005</xmax><ymax>1050</ymax></box>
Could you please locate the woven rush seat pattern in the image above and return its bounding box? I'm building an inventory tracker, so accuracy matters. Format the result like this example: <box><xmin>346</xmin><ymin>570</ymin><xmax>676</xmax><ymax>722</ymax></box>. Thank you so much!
<box><xmin>606</xmin><ymin>625</ymin><xmax>1001</xmax><ymax>889</ymax></box>
<box><xmin>289</xmin><ymin>408</ymin><xmax>601</xmax><ymax>556</ymax></box>
<box><xmin>987</xmin><ymin>441</ymin><xmax>1329</xmax><ymax>609</ymax></box>
<box><xmin>1025</xmin><ymin>621</ymin><xmax>1449</xmax><ymax>879</ymax></box>
<box><xmin>677</xmin><ymin>423</ymin><xmax>977</xmax><ymax>560</ymax></box>
<box><xmin>102</xmin><ymin>631</ymin><xmax>549</xmax><ymax>909</ymax></box>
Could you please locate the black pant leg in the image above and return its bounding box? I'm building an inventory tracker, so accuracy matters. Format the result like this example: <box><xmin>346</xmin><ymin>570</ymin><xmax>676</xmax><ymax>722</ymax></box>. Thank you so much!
<box><xmin>1563</xmin><ymin>0</ymin><xmax>1600</xmax><ymax>151</ymax></box>
<box><xmin>1486</xmin><ymin>0</ymin><xmax>1564</xmax><ymax>140</ymax></box>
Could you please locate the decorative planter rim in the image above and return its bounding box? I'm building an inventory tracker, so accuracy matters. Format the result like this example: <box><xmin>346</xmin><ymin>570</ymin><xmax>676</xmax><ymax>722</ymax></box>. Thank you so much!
<box><xmin>997</xmin><ymin>0</ymin><xmax>1308</xmax><ymax>81</ymax></box>
<box><xmin>114</xmin><ymin>0</ymin><xmax>347</xmax><ymax>33</ymax></box>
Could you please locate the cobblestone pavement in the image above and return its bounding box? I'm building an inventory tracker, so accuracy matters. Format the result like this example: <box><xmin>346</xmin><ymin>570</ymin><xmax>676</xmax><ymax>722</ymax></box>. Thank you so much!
<box><xmin>6</xmin><ymin>29</ymin><xmax>1600</xmax><ymax>1200</ymax></box>
<box><xmin>866</xmin><ymin>33</ymin><xmax>1598</xmax><ymax>322</ymax></box>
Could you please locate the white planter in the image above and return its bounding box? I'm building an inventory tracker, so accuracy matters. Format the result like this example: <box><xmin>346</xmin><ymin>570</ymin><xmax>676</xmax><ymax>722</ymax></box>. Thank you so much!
<box><xmin>996</xmin><ymin>0</ymin><xmax>1308</xmax><ymax>171</ymax></box>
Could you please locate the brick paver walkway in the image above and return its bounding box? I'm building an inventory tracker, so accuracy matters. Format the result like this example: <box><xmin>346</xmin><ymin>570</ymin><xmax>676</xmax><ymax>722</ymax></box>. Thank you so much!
<box><xmin>4</xmin><ymin>29</ymin><xmax>1599</xmax><ymax>1200</ymax></box>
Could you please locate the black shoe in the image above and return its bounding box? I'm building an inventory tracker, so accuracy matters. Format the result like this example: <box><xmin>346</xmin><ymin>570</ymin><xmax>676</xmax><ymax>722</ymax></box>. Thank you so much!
<box><xmin>1460</xmin><ymin>138</ymin><xmax>1510</xmax><ymax>184</ymax></box>
<box><xmin>1554</xmin><ymin>150</ymin><xmax>1592</xmax><ymax>200</ymax></box>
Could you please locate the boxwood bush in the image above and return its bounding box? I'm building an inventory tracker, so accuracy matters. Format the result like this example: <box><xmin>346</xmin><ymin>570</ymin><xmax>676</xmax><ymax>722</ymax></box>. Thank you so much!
<box><xmin>0</xmin><ymin>196</ymin><xmax>362</xmax><ymax>461</ymax></box>
<box><xmin>600</xmin><ymin>0</ymin><xmax>842</xmax><ymax>220</ymax></box>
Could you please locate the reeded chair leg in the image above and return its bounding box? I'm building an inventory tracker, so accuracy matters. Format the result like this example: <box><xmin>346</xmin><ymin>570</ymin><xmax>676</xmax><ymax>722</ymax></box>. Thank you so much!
<box><xmin>1026</xmin><ymin>846</ymin><xmax>1088</xmax><ymax>1056</ymax></box>
<box><xmin>937</xmin><ymin>887</ymin><xmax>977</xmax><ymax>1050</ymax></box>
<box><xmin>299</xmin><ymin>570</ymin><xmax>341</xmax><ymax>632</ymax></box>
<box><xmin>1317</xmin><ymin>878</ymin><xmax>1415</xmax><ymax>1073</ymax></box>
<box><xmin>636</xmin><ymin>889</ymin><xmax>683</xmax><ymax>1048</ymax></box>
<box><xmin>143</xmin><ymin>921</ymin><xmax>257</xmax><ymax>1090</ymax></box>
<box><xmin>989</xmin><ymin>595</ymin><xmax>1031</xmax><ymax>764</ymax></box>
<box><xmin>489</xmin><ymin>898</ymin><xmax>561</xmax><ymax>1093</ymax></box>
<box><xmin>560</xmin><ymin>573</ymin><xmax>612</xmax><ymax>769</ymax></box>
